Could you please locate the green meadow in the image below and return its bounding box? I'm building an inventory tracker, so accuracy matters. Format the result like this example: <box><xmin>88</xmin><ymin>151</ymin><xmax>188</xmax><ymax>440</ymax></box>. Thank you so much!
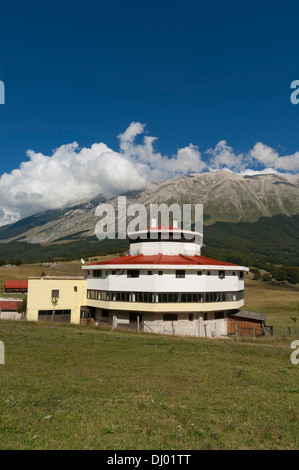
<box><xmin>0</xmin><ymin>320</ymin><xmax>298</xmax><ymax>450</ymax></box>
<box><xmin>0</xmin><ymin>266</ymin><xmax>298</xmax><ymax>450</ymax></box>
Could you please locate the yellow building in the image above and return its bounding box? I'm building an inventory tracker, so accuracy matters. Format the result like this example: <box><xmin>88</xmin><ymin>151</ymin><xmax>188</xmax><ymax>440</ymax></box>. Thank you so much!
<box><xmin>27</xmin><ymin>277</ymin><xmax>87</xmax><ymax>324</ymax></box>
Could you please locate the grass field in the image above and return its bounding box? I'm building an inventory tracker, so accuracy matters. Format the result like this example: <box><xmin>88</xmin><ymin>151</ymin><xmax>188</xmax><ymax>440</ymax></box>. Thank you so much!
<box><xmin>0</xmin><ymin>322</ymin><xmax>298</xmax><ymax>450</ymax></box>
<box><xmin>243</xmin><ymin>275</ymin><xmax>299</xmax><ymax>332</ymax></box>
<box><xmin>0</xmin><ymin>262</ymin><xmax>298</xmax><ymax>450</ymax></box>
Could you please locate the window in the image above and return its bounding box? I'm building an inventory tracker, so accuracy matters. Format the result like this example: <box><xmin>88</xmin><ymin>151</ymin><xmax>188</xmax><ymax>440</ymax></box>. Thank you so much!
<box><xmin>111</xmin><ymin>270</ymin><xmax>116</xmax><ymax>275</ymax></box>
<box><xmin>93</xmin><ymin>270</ymin><xmax>101</xmax><ymax>277</ymax></box>
<box><xmin>158</xmin><ymin>271</ymin><xmax>163</xmax><ymax>276</ymax></box>
<box><xmin>197</xmin><ymin>271</ymin><xmax>202</xmax><ymax>276</ymax></box>
<box><xmin>74</xmin><ymin>286</ymin><xmax>77</xmax><ymax>292</ymax></box>
<box><xmin>147</xmin><ymin>270</ymin><xmax>153</xmax><ymax>275</ymax></box>
<box><xmin>215</xmin><ymin>312</ymin><xmax>224</xmax><ymax>320</ymax></box>
<box><xmin>207</xmin><ymin>271</ymin><xmax>211</xmax><ymax>276</ymax></box>
<box><xmin>189</xmin><ymin>313</ymin><xmax>194</xmax><ymax>321</ymax></box>
<box><xmin>239</xmin><ymin>271</ymin><xmax>244</xmax><ymax>279</ymax></box>
<box><xmin>51</xmin><ymin>289</ymin><xmax>59</xmax><ymax>298</ymax></box>
<box><xmin>127</xmin><ymin>269</ymin><xmax>139</xmax><ymax>278</ymax></box>
<box><xmin>219</xmin><ymin>270</ymin><xmax>225</xmax><ymax>279</ymax></box>
<box><xmin>176</xmin><ymin>270</ymin><xmax>185</xmax><ymax>278</ymax></box>
<box><xmin>163</xmin><ymin>314</ymin><xmax>178</xmax><ymax>321</ymax></box>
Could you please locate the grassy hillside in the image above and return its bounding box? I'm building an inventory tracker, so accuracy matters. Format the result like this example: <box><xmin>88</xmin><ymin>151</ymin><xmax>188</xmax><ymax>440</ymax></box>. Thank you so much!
<box><xmin>202</xmin><ymin>214</ymin><xmax>299</xmax><ymax>267</ymax></box>
<box><xmin>0</xmin><ymin>321</ymin><xmax>298</xmax><ymax>450</ymax></box>
<box><xmin>0</xmin><ymin>214</ymin><xmax>297</xmax><ymax>267</ymax></box>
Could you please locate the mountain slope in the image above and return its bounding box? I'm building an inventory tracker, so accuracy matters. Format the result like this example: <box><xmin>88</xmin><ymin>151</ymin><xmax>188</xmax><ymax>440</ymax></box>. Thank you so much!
<box><xmin>0</xmin><ymin>214</ymin><xmax>297</xmax><ymax>267</ymax></box>
<box><xmin>0</xmin><ymin>171</ymin><xmax>298</xmax><ymax>246</ymax></box>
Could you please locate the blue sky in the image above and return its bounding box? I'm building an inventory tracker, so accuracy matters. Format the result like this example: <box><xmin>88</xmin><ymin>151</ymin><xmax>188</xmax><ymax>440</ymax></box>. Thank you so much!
<box><xmin>0</xmin><ymin>0</ymin><xmax>299</xmax><ymax>224</ymax></box>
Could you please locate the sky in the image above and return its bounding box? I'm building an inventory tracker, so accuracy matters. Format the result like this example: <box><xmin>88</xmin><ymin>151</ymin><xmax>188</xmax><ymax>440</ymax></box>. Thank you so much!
<box><xmin>0</xmin><ymin>0</ymin><xmax>299</xmax><ymax>225</ymax></box>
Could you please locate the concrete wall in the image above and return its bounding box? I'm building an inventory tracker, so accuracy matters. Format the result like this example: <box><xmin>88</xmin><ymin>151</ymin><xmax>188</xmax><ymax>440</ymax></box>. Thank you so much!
<box><xmin>93</xmin><ymin>307</ymin><xmax>230</xmax><ymax>338</ymax></box>
<box><xmin>0</xmin><ymin>311</ymin><xmax>23</xmax><ymax>321</ymax></box>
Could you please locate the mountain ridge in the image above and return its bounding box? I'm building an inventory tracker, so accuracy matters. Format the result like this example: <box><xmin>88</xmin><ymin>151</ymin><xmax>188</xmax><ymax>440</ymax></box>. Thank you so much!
<box><xmin>0</xmin><ymin>170</ymin><xmax>298</xmax><ymax>245</ymax></box>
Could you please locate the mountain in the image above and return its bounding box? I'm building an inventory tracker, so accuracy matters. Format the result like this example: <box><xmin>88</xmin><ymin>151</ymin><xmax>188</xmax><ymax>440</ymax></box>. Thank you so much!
<box><xmin>0</xmin><ymin>171</ymin><xmax>298</xmax><ymax>245</ymax></box>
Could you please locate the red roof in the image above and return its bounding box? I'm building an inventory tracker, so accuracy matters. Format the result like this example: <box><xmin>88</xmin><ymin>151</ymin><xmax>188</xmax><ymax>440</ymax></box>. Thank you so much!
<box><xmin>0</xmin><ymin>301</ymin><xmax>22</xmax><ymax>311</ymax></box>
<box><xmin>4</xmin><ymin>280</ymin><xmax>28</xmax><ymax>289</ymax></box>
<box><xmin>88</xmin><ymin>254</ymin><xmax>239</xmax><ymax>267</ymax></box>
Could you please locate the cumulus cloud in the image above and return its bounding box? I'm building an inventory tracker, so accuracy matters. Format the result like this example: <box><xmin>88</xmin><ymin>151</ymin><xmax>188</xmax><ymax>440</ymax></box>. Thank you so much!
<box><xmin>0</xmin><ymin>122</ymin><xmax>206</xmax><ymax>226</ymax></box>
<box><xmin>206</xmin><ymin>140</ymin><xmax>248</xmax><ymax>172</ymax></box>
<box><xmin>250</xmin><ymin>142</ymin><xmax>299</xmax><ymax>172</ymax></box>
<box><xmin>0</xmin><ymin>121</ymin><xmax>298</xmax><ymax>226</ymax></box>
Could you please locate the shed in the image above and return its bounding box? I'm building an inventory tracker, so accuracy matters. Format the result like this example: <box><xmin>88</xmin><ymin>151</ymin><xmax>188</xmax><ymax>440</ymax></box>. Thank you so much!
<box><xmin>0</xmin><ymin>300</ymin><xmax>22</xmax><ymax>320</ymax></box>
<box><xmin>4</xmin><ymin>280</ymin><xmax>28</xmax><ymax>293</ymax></box>
<box><xmin>228</xmin><ymin>310</ymin><xmax>266</xmax><ymax>337</ymax></box>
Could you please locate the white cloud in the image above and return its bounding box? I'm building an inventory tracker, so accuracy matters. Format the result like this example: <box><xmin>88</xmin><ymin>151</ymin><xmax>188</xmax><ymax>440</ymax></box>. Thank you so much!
<box><xmin>0</xmin><ymin>122</ymin><xmax>298</xmax><ymax>227</ymax></box>
<box><xmin>0</xmin><ymin>122</ymin><xmax>207</xmax><ymax>226</ymax></box>
<box><xmin>205</xmin><ymin>140</ymin><xmax>248</xmax><ymax>172</ymax></box>
<box><xmin>250</xmin><ymin>142</ymin><xmax>299</xmax><ymax>172</ymax></box>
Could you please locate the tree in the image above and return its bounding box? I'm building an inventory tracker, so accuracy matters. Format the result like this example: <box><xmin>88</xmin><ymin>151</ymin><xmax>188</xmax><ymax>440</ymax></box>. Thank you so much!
<box><xmin>286</xmin><ymin>267</ymin><xmax>299</xmax><ymax>285</ymax></box>
<box><xmin>17</xmin><ymin>295</ymin><xmax>27</xmax><ymax>319</ymax></box>
<box><xmin>262</xmin><ymin>273</ymin><xmax>272</xmax><ymax>282</ymax></box>
<box><xmin>250</xmin><ymin>268</ymin><xmax>261</xmax><ymax>280</ymax></box>
<box><xmin>272</xmin><ymin>266</ymin><xmax>288</xmax><ymax>281</ymax></box>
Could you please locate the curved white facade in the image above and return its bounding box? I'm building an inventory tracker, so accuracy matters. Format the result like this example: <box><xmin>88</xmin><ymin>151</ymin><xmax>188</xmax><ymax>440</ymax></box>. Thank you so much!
<box><xmin>82</xmin><ymin>225</ymin><xmax>248</xmax><ymax>337</ymax></box>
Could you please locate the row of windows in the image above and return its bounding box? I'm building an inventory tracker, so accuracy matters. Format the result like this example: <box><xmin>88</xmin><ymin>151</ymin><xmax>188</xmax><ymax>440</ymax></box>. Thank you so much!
<box><xmin>88</xmin><ymin>269</ymin><xmax>244</xmax><ymax>279</ymax></box>
<box><xmin>38</xmin><ymin>310</ymin><xmax>71</xmax><ymax>316</ymax></box>
<box><xmin>87</xmin><ymin>290</ymin><xmax>244</xmax><ymax>303</ymax></box>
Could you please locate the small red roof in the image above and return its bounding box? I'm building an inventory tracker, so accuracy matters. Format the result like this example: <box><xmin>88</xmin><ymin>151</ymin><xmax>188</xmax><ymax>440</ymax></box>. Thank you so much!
<box><xmin>88</xmin><ymin>254</ymin><xmax>239</xmax><ymax>267</ymax></box>
<box><xmin>0</xmin><ymin>301</ymin><xmax>22</xmax><ymax>311</ymax></box>
<box><xmin>4</xmin><ymin>280</ymin><xmax>28</xmax><ymax>289</ymax></box>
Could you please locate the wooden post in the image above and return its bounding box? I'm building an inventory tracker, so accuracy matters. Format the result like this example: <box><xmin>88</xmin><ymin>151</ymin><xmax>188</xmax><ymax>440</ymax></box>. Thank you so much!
<box><xmin>137</xmin><ymin>315</ymin><xmax>140</xmax><ymax>333</ymax></box>
<box><xmin>235</xmin><ymin>325</ymin><xmax>239</xmax><ymax>341</ymax></box>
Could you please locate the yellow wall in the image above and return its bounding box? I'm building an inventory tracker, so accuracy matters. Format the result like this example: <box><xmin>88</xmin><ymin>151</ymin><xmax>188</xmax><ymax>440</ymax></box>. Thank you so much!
<box><xmin>86</xmin><ymin>298</ymin><xmax>244</xmax><ymax>313</ymax></box>
<box><xmin>27</xmin><ymin>277</ymin><xmax>87</xmax><ymax>324</ymax></box>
